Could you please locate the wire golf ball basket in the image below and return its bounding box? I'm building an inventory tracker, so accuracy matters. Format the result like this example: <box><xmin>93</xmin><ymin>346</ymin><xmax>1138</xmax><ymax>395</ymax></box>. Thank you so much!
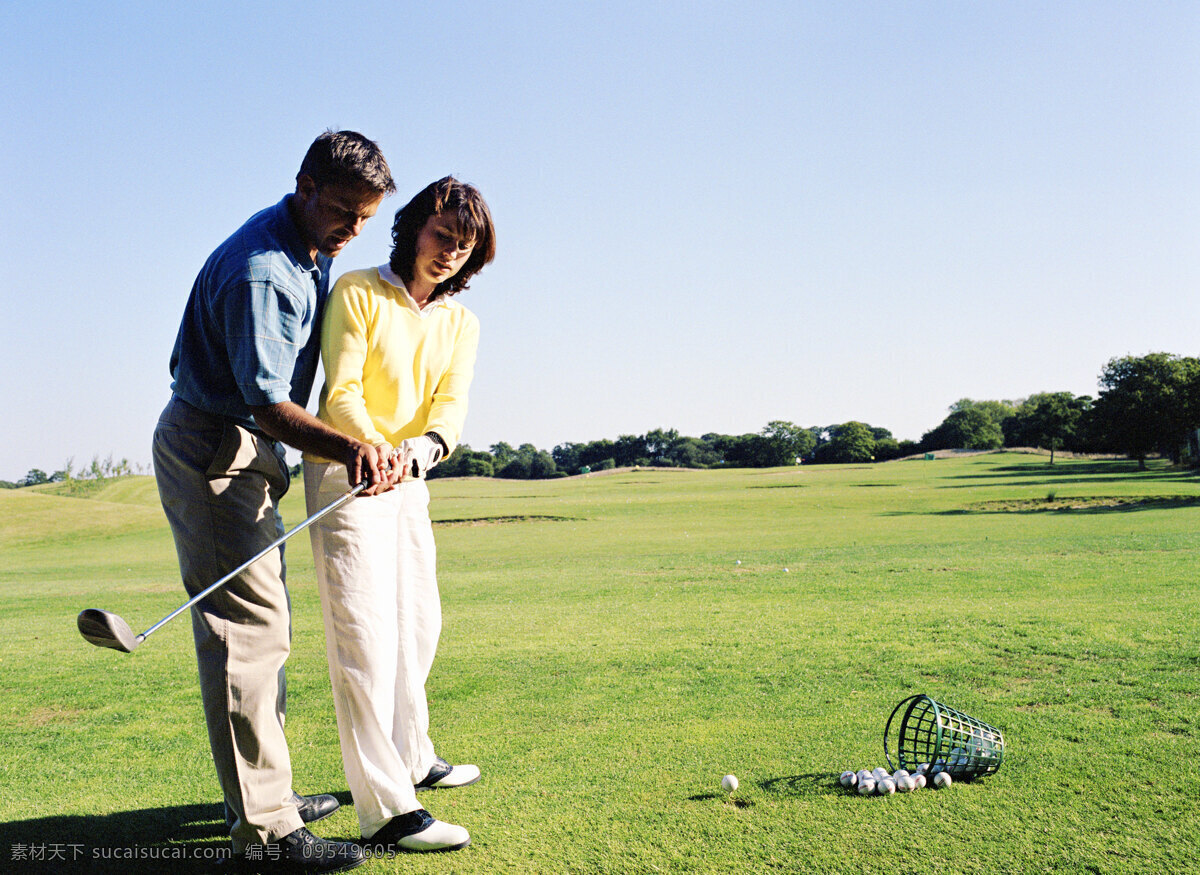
<box><xmin>884</xmin><ymin>694</ymin><xmax>1005</xmax><ymax>781</ymax></box>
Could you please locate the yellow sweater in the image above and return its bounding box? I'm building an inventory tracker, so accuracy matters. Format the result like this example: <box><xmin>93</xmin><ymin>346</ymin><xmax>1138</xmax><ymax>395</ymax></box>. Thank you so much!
<box><xmin>307</xmin><ymin>266</ymin><xmax>479</xmax><ymax>460</ymax></box>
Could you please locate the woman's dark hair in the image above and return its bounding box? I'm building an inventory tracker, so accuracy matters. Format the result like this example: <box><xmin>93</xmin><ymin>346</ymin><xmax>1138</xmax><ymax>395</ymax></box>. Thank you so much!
<box><xmin>389</xmin><ymin>176</ymin><xmax>496</xmax><ymax>299</ymax></box>
<box><xmin>297</xmin><ymin>129</ymin><xmax>395</xmax><ymax>196</ymax></box>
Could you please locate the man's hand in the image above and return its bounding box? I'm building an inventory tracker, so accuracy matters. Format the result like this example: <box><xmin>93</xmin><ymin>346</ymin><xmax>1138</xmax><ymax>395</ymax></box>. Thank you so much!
<box><xmin>395</xmin><ymin>434</ymin><xmax>445</xmax><ymax>479</ymax></box>
<box><xmin>249</xmin><ymin>401</ymin><xmax>393</xmax><ymax>495</ymax></box>
<box><xmin>344</xmin><ymin>440</ymin><xmax>391</xmax><ymax>495</ymax></box>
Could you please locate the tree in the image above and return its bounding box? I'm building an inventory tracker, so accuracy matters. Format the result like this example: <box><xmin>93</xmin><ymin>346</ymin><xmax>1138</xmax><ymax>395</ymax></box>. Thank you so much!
<box><xmin>873</xmin><ymin>437</ymin><xmax>903</xmax><ymax>461</ymax></box>
<box><xmin>552</xmin><ymin>442</ymin><xmax>584</xmax><ymax>474</ymax></box>
<box><xmin>643</xmin><ymin>428</ymin><xmax>680</xmax><ymax>459</ymax></box>
<box><xmin>665</xmin><ymin>436</ymin><xmax>719</xmax><ymax>468</ymax></box>
<box><xmin>19</xmin><ymin>469</ymin><xmax>49</xmax><ymax>487</ymax></box>
<box><xmin>758</xmin><ymin>421</ymin><xmax>816</xmax><ymax>466</ymax></box>
<box><xmin>949</xmin><ymin>398</ymin><xmax>1017</xmax><ymax>430</ymax></box>
<box><xmin>708</xmin><ymin>433</ymin><xmax>755</xmax><ymax>467</ymax></box>
<box><xmin>428</xmin><ymin>444</ymin><xmax>495</xmax><ymax>478</ymax></box>
<box><xmin>497</xmin><ymin>458</ymin><xmax>531</xmax><ymax>479</ymax></box>
<box><xmin>613</xmin><ymin>434</ymin><xmax>648</xmax><ymax>467</ymax></box>
<box><xmin>823</xmin><ymin>421</ymin><xmax>876</xmax><ymax>463</ymax></box>
<box><xmin>1007</xmin><ymin>392</ymin><xmax>1090</xmax><ymax>463</ymax></box>
<box><xmin>489</xmin><ymin>442</ymin><xmax>516</xmax><ymax>468</ymax></box>
<box><xmin>496</xmin><ymin>444</ymin><xmax>559</xmax><ymax>479</ymax></box>
<box><xmin>922</xmin><ymin>407</ymin><xmax>1004</xmax><ymax>451</ymax></box>
<box><xmin>1091</xmin><ymin>353</ymin><xmax>1200</xmax><ymax>468</ymax></box>
<box><xmin>528</xmin><ymin>450</ymin><xmax>559</xmax><ymax>479</ymax></box>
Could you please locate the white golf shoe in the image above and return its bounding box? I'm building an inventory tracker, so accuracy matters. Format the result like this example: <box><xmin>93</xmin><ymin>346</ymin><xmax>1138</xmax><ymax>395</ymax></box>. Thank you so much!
<box><xmin>415</xmin><ymin>756</ymin><xmax>481</xmax><ymax>789</ymax></box>
<box><xmin>365</xmin><ymin>809</ymin><xmax>470</xmax><ymax>853</ymax></box>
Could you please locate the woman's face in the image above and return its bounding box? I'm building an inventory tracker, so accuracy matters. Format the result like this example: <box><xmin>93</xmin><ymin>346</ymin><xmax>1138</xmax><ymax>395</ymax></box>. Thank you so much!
<box><xmin>412</xmin><ymin>210</ymin><xmax>476</xmax><ymax>289</ymax></box>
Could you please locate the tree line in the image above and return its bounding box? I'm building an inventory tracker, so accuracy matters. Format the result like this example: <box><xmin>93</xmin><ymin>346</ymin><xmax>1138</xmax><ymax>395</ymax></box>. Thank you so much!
<box><xmin>6</xmin><ymin>352</ymin><xmax>1197</xmax><ymax>487</ymax></box>
<box><xmin>430</xmin><ymin>352</ymin><xmax>1200</xmax><ymax>478</ymax></box>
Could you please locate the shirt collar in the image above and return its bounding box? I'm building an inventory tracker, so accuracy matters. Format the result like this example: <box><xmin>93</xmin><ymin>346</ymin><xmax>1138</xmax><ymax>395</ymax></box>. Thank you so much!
<box><xmin>378</xmin><ymin>264</ymin><xmax>452</xmax><ymax>315</ymax></box>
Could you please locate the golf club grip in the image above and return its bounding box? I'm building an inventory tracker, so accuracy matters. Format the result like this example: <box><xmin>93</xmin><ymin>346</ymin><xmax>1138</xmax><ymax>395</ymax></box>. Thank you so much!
<box><xmin>139</xmin><ymin>480</ymin><xmax>367</xmax><ymax>640</ymax></box>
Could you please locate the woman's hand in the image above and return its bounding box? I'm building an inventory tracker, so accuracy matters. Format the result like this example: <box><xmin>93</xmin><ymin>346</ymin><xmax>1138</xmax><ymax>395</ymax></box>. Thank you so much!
<box><xmin>395</xmin><ymin>435</ymin><xmax>444</xmax><ymax>479</ymax></box>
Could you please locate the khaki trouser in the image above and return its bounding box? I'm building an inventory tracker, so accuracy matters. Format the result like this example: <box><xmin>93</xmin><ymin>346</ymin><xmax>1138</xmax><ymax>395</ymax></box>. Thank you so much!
<box><xmin>152</xmin><ymin>396</ymin><xmax>304</xmax><ymax>851</ymax></box>
<box><xmin>305</xmin><ymin>461</ymin><xmax>441</xmax><ymax>840</ymax></box>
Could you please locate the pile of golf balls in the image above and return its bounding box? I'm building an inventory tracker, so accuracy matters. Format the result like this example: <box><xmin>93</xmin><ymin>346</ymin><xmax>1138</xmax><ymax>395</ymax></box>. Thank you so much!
<box><xmin>838</xmin><ymin>762</ymin><xmax>949</xmax><ymax>797</ymax></box>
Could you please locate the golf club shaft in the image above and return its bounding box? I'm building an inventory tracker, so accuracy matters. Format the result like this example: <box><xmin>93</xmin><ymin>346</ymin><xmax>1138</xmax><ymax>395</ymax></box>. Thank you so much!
<box><xmin>138</xmin><ymin>480</ymin><xmax>367</xmax><ymax>642</ymax></box>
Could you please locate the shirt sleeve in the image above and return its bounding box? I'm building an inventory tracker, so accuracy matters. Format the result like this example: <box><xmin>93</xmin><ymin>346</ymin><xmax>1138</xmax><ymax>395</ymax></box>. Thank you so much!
<box><xmin>321</xmin><ymin>277</ymin><xmax>388</xmax><ymax>446</ymax></box>
<box><xmin>425</xmin><ymin>310</ymin><xmax>480</xmax><ymax>455</ymax></box>
<box><xmin>221</xmin><ymin>278</ymin><xmax>308</xmax><ymax>407</ymax></box>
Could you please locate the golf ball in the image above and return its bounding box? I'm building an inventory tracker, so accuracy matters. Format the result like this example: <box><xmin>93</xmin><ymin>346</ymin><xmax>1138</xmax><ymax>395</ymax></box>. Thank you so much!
<box><xmin>892</xmin><ymin>769</ymin><xmax>910</xmax><ymax>781</ymax></box>
<box><xmin>912</xmin><ymin>774</ymin><xmax>927</xmax><ymax>789</ymax></box>
<box><xmin>721</xmin><ymin>774</ymin><xmax>738</xmax><ymax>793</ymax></box>
<box><xmin>872</xmin><ymin>767</ymin><xmax>889</xmax><ymax>781</ymax></box>
<box><xmin>840</xmin><ymin>771</ymin><xmax>857</xmax><ymax>788</ymax></box>
<box><xmin>933</xmin><ymin>772</ymin><xmax>953</xmax><ymax>789</ymax></box>
<box><xmin>916</xmin><ymin>762</ymin><xmax>930</xmax><ymax>775</ymax></box>
<box><xmin>896</xmin><ymin>775</ymin><xmax>915</xmax><ymax>792</ymax></box>
<box><xmin>857</xmin><ymin>778</ymin><xmax>876</xmax><ymax>796</ymax></box>
<box><xmin>876</xmin><ymin>778</ymin><xmax>896</xmax><ymax>796</ymax></box>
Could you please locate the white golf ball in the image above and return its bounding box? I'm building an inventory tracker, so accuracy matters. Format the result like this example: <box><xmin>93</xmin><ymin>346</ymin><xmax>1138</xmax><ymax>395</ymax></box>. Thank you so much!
<box><xmin>735</xmin><ymin>560</ymin><xmax>741</xmax><ymax>565</ymax></box>
<box><xmin>857</xmin><ymin>778</ymin><xmax>876</xmax><ymax>796</ymax></box>
<box><xmin>933</xmin><ymin>772</ymin><xmax>953</xmax><ymax>789</ymax></box>
<box><xmin>872</xmin><ymin>767</ymin><xmax>889</xmax><ymax>781</ymax></box>
<box><xmin>721</xmin><ymin>774</ymin><xmax>738</xmax><ymax>793</ymax></box>
<box><xmin>892</xmin><ymin>769</ymin><xmax>910</xmax><ymax>781</ymax></box>
<box><xmin>783</xmin><ymin>567</ymin><xmax>789</xmax><ymax>572</ymax></box>
<box><xmin>912</xmin><ymin>774</ymin><xmax>927</xmax><ymax>789</ymax></box>
<box><xmin>915</xmin><ymin>762</ymin><xmax>930</xmax><ymax>775</ymax></box>
<box><xmin>896</xmin><ymin>775</ymin><xmax>915</xmax><ymax>792</ymax></box>
<box><xmin>876</xmin><ymin>778</ymin><xmax>896</xmax><ymax>796</ymax></box>
<box><xmin>839</xmin><ymin>771</ymin><xmax>857</xmax><ymax>788</ymax></box>
<box><xmin>856</xmin><ymin>769</ymin><xmax>872</xmax><ymax>782</ymax></box>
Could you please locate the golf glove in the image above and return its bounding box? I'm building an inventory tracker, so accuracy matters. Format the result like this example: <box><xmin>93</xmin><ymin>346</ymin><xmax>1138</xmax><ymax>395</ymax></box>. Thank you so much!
<box><xmin>398</xmin><ymin>434</ymin><xmax>445</xmax><ymax>478</ymax></box>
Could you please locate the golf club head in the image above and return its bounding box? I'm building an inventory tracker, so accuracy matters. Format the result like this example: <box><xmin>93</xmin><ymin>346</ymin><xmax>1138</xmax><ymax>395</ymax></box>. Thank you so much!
<box><xmin>77</xmin><ymin>609</ymin><xmax>142</xmax><ymax>653</ymax></box>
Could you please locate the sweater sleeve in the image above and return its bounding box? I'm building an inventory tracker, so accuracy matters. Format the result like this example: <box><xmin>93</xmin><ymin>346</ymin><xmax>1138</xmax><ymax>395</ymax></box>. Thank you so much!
<box><xmin>320</xmin><ymin>275</ymin><xmax>388</xmax><ymax>447</ymax></box>
<box><xmin>425</xmin><ymin>309</ymin><xmax>480</xmax><ymax>455</ymax></box>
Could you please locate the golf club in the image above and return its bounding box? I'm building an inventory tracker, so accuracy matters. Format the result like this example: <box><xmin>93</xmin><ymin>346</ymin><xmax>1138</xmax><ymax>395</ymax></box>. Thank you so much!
<box><xmin>77</xmin><ymin>480</ymin><xmax>367</xmax><ymax>653</ymax></box>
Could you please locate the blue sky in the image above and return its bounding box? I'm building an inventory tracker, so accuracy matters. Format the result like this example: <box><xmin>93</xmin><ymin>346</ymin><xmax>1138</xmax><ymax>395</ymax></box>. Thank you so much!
<box><xmin>2</xmin><ymin>1</ymin><xmax>1197</xmax><ymax>479</ymax></box>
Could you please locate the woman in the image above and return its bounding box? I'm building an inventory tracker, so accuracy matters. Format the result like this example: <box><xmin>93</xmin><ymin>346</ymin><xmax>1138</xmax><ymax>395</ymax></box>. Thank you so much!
<box><xmin>304</xmin><ymin>176</ymin><xmax>496</xmax><ymax>853</ymax></box>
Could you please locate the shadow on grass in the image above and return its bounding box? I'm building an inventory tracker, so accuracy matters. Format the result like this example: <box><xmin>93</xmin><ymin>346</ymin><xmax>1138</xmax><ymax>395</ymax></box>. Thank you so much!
<box><xmin>941</xmin><ymin>461</ymin><xmax>1195</xmax><ymax>483</ymax></box>
<box><xmin>758</xmin><ymin>773</ymin><xmax>840</xmax><ymax>797</ymax></box>
<box><xmin>887</xmin><ymin>495</ymin><xmax>1200</xmax><ymax>517</ymax></box>
<box><xmin>686</xmin><ymin>792</ymin><xmax>754</xmax><ymax>808</ymax></box>
<box><xmin>0</xmin><ymin>792</ymin><xmax>356</xmax><ymax>874</ymax></box>
<box><xmin>938</xmin><ymin>476</ymin><xmax>1199</xmax><ymax>489</ymax></box>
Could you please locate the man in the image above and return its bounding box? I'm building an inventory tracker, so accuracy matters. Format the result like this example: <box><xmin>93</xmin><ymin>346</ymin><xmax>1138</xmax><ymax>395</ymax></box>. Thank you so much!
<box><xmin>153</xmin><ymin>130</ymin><xmax>395</xmax><ymax>873</ymax></box>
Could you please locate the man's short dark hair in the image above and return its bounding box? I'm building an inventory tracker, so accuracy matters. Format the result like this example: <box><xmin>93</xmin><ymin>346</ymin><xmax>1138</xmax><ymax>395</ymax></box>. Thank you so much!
<box><xmin>389</xmin><ymin>176</ymin><xmax>496</xmax><ymax>300</ymax></box>
<box><xmin>297</xmin><ymin>130</ymin><xmax>395</xmax><ymax>195</ymax></box>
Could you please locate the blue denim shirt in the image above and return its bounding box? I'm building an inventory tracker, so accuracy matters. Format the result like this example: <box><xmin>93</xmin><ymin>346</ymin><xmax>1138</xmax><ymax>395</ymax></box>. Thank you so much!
<box><xmin>168</xmin><ymin>195</ymin><xmax>331</xmax><ymax>428</ymax></box>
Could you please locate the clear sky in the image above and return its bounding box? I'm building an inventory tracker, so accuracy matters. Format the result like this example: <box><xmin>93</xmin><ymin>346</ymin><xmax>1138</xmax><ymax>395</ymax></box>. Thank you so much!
<box><xmin>2</xmin><ymin>1</ymin><xmax>1197</xmax><ymax>480</ymax></box>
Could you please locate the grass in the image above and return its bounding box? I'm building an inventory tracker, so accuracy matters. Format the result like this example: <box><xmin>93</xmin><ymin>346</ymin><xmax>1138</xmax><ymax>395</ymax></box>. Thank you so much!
<box><xmin>1</xmin><ymin>453</ymin><xmax>1198</xmax><ymax>873</ymax></box>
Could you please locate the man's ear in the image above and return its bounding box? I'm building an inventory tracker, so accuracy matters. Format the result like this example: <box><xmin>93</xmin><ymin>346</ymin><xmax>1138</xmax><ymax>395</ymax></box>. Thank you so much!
<box><xmin>295</xmin><ymin>173</ymin><xmax>317</xmax><ymax>201</ymax></box>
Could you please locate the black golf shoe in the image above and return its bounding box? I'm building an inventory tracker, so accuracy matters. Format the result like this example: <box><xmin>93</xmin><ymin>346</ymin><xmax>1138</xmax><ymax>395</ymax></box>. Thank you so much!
<box><xmin>239</xmin><ymin>827</ymin><xmax>365</xmax><ymax>873</ymax></box>
<box><xmin>293</xmin><ymin>792</ymin><xmax>339</xmax><ymax>824</ymax></box>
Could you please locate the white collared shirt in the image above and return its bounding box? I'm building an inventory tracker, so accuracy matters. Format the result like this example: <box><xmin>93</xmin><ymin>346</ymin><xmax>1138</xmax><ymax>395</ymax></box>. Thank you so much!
<box><xmin>377</xmin><ymin>264</ymin><xmax>451</xmax><ymax>319</ymax></box>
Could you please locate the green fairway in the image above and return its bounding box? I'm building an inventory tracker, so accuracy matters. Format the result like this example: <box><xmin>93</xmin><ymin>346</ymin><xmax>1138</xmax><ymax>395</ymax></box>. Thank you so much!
<box><xmin>1</xmin><ymin>453</ymin><xmax>1198</xmax><ymax>873</ymax></box>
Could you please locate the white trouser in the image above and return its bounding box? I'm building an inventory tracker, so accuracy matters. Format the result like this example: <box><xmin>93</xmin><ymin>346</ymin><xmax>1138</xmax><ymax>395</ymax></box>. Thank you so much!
<box><xmin>304</xmin><ymin>461</ymin><xmax>441</xmax><ymax>839</ymax></box>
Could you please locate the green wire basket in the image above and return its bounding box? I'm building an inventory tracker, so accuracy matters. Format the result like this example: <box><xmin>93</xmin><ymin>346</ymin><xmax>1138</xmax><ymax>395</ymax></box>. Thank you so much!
<box><xmin>884</xmin><ymin>694</ymin><xmax>1005</xmax><ymax>780</ymax></box>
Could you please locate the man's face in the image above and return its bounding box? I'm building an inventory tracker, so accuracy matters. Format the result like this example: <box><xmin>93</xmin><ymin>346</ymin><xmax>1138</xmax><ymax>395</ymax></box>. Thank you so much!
<box><xmin>293</xmin><ymin>175</ymin><xmax>384</xmax><ymax>259</ymax></box>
